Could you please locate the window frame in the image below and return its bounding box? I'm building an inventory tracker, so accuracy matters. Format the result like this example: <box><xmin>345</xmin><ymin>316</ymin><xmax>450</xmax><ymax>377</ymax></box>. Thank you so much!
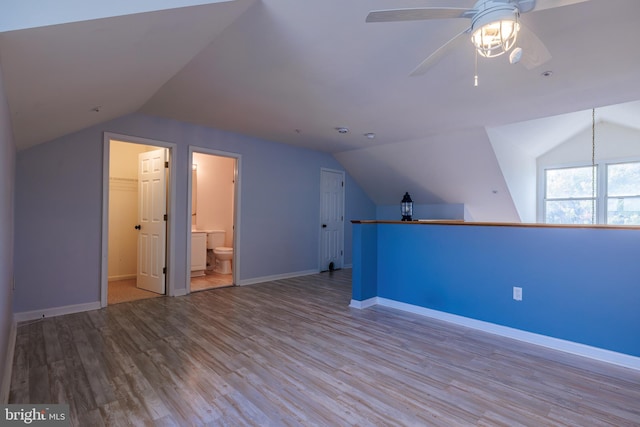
<box><xmin>538</xmin><ymin>157</ymin><xmax>640</xmax><ymax>224</ymax></box>
<box><xmin>605</xmin><ymin>160</ymin><xmax>640</xmax><ymax>225</ymax></box>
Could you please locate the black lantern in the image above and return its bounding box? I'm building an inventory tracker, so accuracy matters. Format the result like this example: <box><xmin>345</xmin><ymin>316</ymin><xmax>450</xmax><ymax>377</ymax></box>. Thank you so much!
<box><xmin>401</xmin><ymin>192</ymin><xmax>413</xmax><ymax>221</ymax></box>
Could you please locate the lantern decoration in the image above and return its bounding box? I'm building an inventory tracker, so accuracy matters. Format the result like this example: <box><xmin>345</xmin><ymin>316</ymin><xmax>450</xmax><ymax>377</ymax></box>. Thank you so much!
<box><xmin>401</xmin><ymin>192</ymin><xmax>413</xmax><ymax>221</ymax></box>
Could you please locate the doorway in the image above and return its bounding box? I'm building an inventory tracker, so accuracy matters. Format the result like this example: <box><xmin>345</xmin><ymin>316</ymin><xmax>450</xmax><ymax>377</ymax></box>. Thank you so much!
<box><xmin>188</xmin><ymin>148</ymin><xmax>240</xmax><ymax>292</ymax></box>
<box><xmin>319</xmin><ymin>168</ymin><xmax>345</xmax><ymax>272</ymax></box>
<box><xmin>101</xmin><ymin>134</ymin><xmax>177</xmax><ymax>307</ymax></box>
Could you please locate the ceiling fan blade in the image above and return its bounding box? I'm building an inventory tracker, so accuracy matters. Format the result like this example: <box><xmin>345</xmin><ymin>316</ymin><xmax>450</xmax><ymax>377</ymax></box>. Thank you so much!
<box><xmin>366</xmin><ymin>8</ymin><xmax>469</xmax><ymax>23</ymax></box>
<box><xmin>410</xmin><ymin>29</ymin><xmax>469</xmax><ymax>76</ymax></box>
<box><xmin>517</xmin><ymin>24</ymin><xmax>552</xmax><ymax>70</ymax></box>
<box><xmin>532</xmin><ymin>0</ymin><xmax>590</xmax><ymax>12</ymax></box>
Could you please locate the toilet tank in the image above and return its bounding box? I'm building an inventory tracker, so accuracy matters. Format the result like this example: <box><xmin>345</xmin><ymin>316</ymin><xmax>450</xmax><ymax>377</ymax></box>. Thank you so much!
<box><xmin>206</xmin><ymin>230</ymin><xmax>225</xmax><ymax>249</ymax></box>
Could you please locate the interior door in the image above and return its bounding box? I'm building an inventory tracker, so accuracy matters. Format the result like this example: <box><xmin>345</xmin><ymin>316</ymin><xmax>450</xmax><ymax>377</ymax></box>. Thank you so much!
<box><xmin>136</xmin><ymin>148</ymin><xmax>167</xmax><ymax>293</ymax></box>
<box><xmin>320</xmin><ymin>169</ymin><xmax>345</xmax><ymax>271</ymax></box>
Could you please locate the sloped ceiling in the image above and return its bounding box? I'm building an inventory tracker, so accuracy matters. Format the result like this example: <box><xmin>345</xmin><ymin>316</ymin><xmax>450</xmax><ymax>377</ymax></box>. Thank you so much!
<box><xmin>2</xmin><ymin>0</ymin><xmax>640</xmax><ymax>221</ymax></box>
<box><xmin>0</xmin><ymin>0</ymin><xmax>255</xmax><ymax>148</ymax></box>
<box><xmin>0</xmin><ymin>0</ymin><xmax>239</xmax><ymax>32</ymax></box>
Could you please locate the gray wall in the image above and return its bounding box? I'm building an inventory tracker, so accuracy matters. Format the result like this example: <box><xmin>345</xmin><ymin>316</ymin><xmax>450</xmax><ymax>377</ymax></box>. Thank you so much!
<box><xmin>14</xmin><ymin>113</ymin><xmax>375</xmax><ymax>313</ymax></box>
<box><xmin>0</xmin><ymin>65</ymin><xmax>15</xmax><ymax>399</ymax></box>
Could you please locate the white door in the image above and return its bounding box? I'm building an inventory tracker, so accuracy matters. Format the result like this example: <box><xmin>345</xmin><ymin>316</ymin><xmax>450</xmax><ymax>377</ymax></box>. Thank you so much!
<box><xmin>320</xmin><ymin>169</ymin><xmax>344</xmax><ymax>271</ymax></box>
<box><xmin>137</xmin><ymin>149</ymin><xmax>167</xmax><ymax>293</ymax></box>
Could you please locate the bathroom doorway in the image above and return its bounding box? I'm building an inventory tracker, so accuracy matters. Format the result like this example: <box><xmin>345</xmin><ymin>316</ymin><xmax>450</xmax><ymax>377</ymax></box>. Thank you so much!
<box><xmin>188</xmin><ymin>147</ymin><xmax>240</xmax><ymax>292</ymax></box>
<box><xmin>101</xmin><ymin>134</ymin><xmax>177</xmax><ymax>306</ymax></box>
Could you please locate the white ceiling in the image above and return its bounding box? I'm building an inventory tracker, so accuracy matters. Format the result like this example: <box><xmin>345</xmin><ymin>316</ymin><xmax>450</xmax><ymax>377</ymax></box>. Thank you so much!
<box><xmin>489</xmin><ymin>100</ymin><xmax>640</xmax><ymax>158</ymax></box>
<box><xmin>0</xmin><ymin>0</ymin><xmax>237</xmax><ymax>32</ymax></box>
<box><xmin>2</xmin><ymin>0</ymin><xmax>640</xmax><ymax>221</ymax></box>
<box><xmin>0</xmin><ymin>0</ymin><xmax>255</xmax><ymax>148</ymax></box>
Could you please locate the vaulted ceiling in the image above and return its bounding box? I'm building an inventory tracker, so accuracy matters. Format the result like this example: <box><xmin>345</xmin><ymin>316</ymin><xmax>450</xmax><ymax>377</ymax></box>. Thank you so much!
<box><xmin>2</xmin><ymin>0</ymin><xmax>640</xmax><ymax>221</ymax></box>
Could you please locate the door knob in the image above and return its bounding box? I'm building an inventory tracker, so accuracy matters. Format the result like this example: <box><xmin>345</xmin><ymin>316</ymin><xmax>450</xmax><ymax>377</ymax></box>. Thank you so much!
<box><xmin>322</xmin><ymin>224</ymin><xmax>327</xmax><ymax>228</ymax></box>
<box><xmin>134</xmin><ymin>225</ymin><xmax>141</xmax><ymax>230</ymax></box>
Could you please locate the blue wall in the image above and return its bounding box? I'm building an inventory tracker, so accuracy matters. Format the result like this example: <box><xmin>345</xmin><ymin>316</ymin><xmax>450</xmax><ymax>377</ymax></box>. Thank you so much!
<box><xmin>352</xmin><ymin>222</ymin><xmax>640</xmax><ymax>357</ymax></box>
<box><xmin>14</xmin><ymin>113</ymin><xmax>375</xmax><ymax>313</ymax></box>
<box><xmin>351</xmin><ymin>224</ymin><xmax>377</xmax><ymax>301</ymax></box>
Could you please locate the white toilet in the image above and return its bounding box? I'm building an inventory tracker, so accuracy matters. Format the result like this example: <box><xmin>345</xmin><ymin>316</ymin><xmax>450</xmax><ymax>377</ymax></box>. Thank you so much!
<box><xmin>206</xmin><ymin>230</ymin><xmax>233</xmax><ymax>275</ymax></box>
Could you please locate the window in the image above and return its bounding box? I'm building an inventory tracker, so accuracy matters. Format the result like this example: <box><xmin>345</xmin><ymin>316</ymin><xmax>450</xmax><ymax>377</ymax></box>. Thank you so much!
<box><xmin>542</xmin><ymin>160</ymin><xmax>640</xmax><ymax>225</ymax></box>
<box><xmin>544</xmin><ymin>165</ymin><xmax>597</xmax><ymax>224</ymax></box>
<box><xmin>607</xmin><ymin>162</ymin><xmax>640</xmax><ymax>225</ymax></box>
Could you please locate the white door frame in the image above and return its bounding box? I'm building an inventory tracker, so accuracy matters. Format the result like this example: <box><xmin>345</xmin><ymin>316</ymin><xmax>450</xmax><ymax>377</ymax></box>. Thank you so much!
<box><xmin>319</xmin><ymin>168</ymin><xmax>345</xmax><ymax>271</ymax></box>
<box><xmin>101</xmin><ymin>132</ymin><xmax>178</xmax><ymax>307</ymax></box>
<box><xmin>187</xmin><ymin>146</ymin><xmax>242</xmax><ymax>292</ymax></box>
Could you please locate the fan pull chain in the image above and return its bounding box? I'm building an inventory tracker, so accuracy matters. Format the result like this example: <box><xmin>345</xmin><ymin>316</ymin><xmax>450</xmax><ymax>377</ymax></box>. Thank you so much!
<box><xmin>474</xmin><ymin>49</ymin><xmax>479</xmax><ymax>87</ymax></box>
<box><xmin>591</xmin><ymin>108</ymin><xmax>596</xmax><ymax>224</ymax></box>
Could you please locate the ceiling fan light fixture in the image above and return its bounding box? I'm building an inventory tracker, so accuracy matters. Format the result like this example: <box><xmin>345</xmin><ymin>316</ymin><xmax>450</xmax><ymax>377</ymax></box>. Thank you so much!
<box><xmin>471</xmin><ymin>6</ymin><xmax>520</xmax><ymax>58</ymax></box>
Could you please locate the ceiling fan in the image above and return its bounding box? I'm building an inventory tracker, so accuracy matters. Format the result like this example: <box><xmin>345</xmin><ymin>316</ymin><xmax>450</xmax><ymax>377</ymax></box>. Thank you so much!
<box><xmin>366</xmin><ymin>0</ymin><xmax>591</xmax><ymax>76</ymax></box>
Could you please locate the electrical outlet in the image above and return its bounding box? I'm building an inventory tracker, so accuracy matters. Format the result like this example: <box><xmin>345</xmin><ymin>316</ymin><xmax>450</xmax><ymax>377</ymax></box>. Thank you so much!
<box><xmin>513</xmin><ymin>286</ymin><xmax>523</xmax><ymax>301</ymax></box>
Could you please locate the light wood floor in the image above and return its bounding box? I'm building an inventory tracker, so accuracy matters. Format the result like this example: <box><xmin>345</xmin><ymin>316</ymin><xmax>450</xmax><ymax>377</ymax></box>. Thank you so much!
<box><xmin>9</xmin><ymin>270</ymin><xmax>640</xmax><ymax>426</ymax></box>
<box><xmin>190</xmin><ymin>271</ymin><xmax>233</xmax><ymax>292</ymax></box>
<box><xmin>108</xmin><ymin>279</ymin><xmax>163</xmax><ymax>305</ymax></box>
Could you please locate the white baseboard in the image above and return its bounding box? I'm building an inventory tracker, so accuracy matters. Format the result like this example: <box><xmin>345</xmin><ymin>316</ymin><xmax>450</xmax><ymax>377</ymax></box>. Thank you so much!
<box><xmin>343</xmin><ymin>264</ymin><xmax>353</xmax><ymax>269</ymax></box>
<box><xmin>349</xmin><ymin>297</ymin><xmax>377</xmax><ymax>309</ymax></box>
<box><xmin>238</xmin><ymin>269</ymin><xmax>318</xmax><ymax>286</ymax></box>
<box><xmin>107</xmin><ymin>274</ymin><xmax>136</xmax><ymax>281</ymax></box>
<box><xmin>173</xmin><ymin>288</ymin><xmax>188</xmax><ymax>297</ymax></box>
<box><xmin>351</xmin><ymin>297</ymin><xmax>640</xmax><ymax>371</ymax></box>
<box><xmin>0</xmin><ymin>320</ymin><xmax>17</xmax><ymax>404</ymax></box>
<box><xmin>14</xmin><ymin>301</ymin><xmax>102</xmax><ymax>323</ymax></box>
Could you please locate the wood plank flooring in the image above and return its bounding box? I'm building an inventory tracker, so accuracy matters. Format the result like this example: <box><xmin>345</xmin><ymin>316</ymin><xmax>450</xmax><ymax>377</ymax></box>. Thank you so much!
<box><xmin>190</xmin><ymin>271</ymin><xmax>233</xmax><ymax>292</ymax></box>
<box><xmin>10</xmin><ymin>270</ymin><xmax>640</xmax><ymax>426</ymax></box>
<box><xmin>108</xmin><ymin>279</ymin><xmax>162</xmax><ymax>305</ymax></box>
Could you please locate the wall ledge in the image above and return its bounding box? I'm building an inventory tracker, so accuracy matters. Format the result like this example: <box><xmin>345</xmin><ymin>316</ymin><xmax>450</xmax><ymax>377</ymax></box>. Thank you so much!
<box><xmin>351</xmin><ymin>219</ymin><xmax>640</xmax><ymax>230</ymax></box>
<box><xmin>351</xmin><ymin>297</ymin><xmax>640</xmax><ymax>372</ymax></box>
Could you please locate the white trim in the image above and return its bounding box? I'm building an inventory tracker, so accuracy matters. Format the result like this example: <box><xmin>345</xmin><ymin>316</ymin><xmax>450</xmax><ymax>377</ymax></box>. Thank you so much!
<box><xmin>349</xmin><ymin>297</ymin><xmax>378</xmax><ymax>309</ymax></box>
<box><xmin>107</xmin><ymin>274</ymin><xmax>136</xmax><ymax>282</ymax></box>
<box><xmin>0</xmin><ymin>320</ymin><xmax>17</xmax><ymax>403</ymax></box>
<box><xmin>319</xmin><ymin>168</ymin><xmax>346</xmax><ymax>271</ymax></box>
<box><xmin>102</xmin><ymin>133</ymin><xmax>178</xmax><ymax>306</ymax></box>
<box><xmin>101</xmin><ymin>136</ymin><xmax>110</xmax><ymax>306</ymax></box>
<box><xmin>186</xmin><ymin>147</ymin><xmax>193</xmax><ymax>293</ymax></box>
<box><xmin>537</xmin><ymin>156</ymin><xmax>640</xmax><ymax>223</ymax></box>
<box><xmin>343</xmin><ymin>263</ymin><xmax>353</xmax><ymax>269</ymax></box>
<box><xmin>14</xmin><ymin>301</ymin><xmax>102</xmax><ymax>323</ymax></box>
<box><xmin>173</xmin><ymin>288</ymin><xmax>188</xmax><ymax>297</ymax></box>
<box><xmin>351</xmin><ymin>297</ymin><xmax>640</xmax><ymax>371</ymax></box>
<box><xmin>187</xmin><ymin>147</ymin><xmax>242</xmax><ymax>294</ymax></box>
<box><xmin>238</xmin><ymin>269</ymin><xmax>318</xmax><ymax>286</ymax></box>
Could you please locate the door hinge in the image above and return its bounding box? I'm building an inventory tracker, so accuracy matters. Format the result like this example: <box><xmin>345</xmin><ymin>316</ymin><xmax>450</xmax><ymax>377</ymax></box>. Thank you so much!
<box><xmin>341</xmin><ymin>181</ymin><xmax>344</xmax><ymax>187</ymax></box>
<box><xmin>164</xmin><ymin>214</ymin><xmax>168</xmax><ymax>221</ymax></box>
<box><xmin>163</xmin><ymin>267</ymin><xmax>167</xmax><ymax>274</ymax></box>
<box><xmin>165</xmin><ymin>161</ymin><xmax>169</xmax><ymax>168</ymax></box>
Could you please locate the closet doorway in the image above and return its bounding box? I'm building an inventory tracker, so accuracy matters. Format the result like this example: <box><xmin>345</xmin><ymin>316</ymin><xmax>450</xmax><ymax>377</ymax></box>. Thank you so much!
<box><xmin>188</xmin><ymin>147</ymin><xmax>240</xmax><ymax>292</ymax></box>
<box><xmin>101</xmin><ymin>134</ymin><xmax>177</xmax><ymax>306</ymax></box>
